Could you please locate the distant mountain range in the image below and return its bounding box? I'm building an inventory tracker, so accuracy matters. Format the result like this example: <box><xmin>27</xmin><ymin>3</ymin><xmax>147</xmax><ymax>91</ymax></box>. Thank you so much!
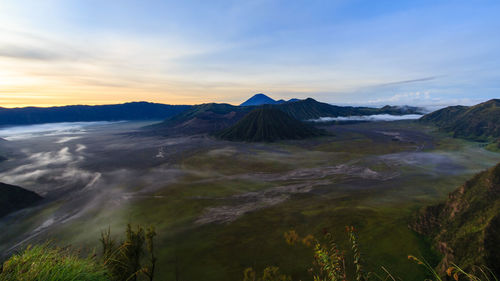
<box><xmin>411</xmin><ymin>162</ymin><xmax>500</xmax><ymax>275</ymax></box>
<box><xmin>148</xmin><ymin>96</ymin><xmax>425</xmax><ymax>136</ymax></box>
<box><xmin>420</xmin><ymin>99</ymin><xmax>500</xmax><ymax>141</ymax></box>
<box><xmin>216</xmin><ymin>107</ymin><xmax>324</xmax><ymax>142</ymax></box>
<box><xmin>273</xmin><ymin>98</ymin><xmax>424</xmax><ymax>120</ymax></box>
<box><xmin>0</xmin><ymin>94</ymin><xmax>426</xmax><ymax>129</ymax></box>
<box><xmin>0</xmin><ymin>182</ymin><xmax>42</xmax><ymax>218</ymax></box>
<box><xmin>0</xmin><ymin>102</ymin><xmax>192</xmax><ymax>126</ymax></box>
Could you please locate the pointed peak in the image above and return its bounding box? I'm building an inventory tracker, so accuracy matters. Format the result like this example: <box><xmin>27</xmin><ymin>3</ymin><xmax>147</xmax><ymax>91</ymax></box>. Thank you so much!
<box><xmin>303</xmin><ymin>97</ymin><xmax>318</xmax><ymax>102</ymax></box>
<box><xmin>253</xmin><ymin>93</ymin><xmax>269</xmax><ymax>97</ymax></box>
<box><xmin>240</xmin><ymin>93</ymin><xmax>278</xmax><ymax>106</ymax></box>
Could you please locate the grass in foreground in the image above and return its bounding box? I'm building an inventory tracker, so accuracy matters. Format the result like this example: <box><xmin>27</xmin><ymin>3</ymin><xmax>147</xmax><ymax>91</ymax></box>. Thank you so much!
<box><xmin>0</xmin><ymin>225</ymin><xmax>496</xmax><ymax>281</ymax></box>
<box><xmin>0</xmin><ymin>224</ymin><xmax>157</xmax><ymax>281</ymax></box>
<box><xmin>0</xmin><ymin>244</ymin><xmax>109</xmax><ymax>281</ymax></box>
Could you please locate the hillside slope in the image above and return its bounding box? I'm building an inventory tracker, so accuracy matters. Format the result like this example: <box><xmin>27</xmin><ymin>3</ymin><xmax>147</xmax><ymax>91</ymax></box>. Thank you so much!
<box><xmin>150</xmin><ymin>103</ymin><xmax>253</xmax><ymax>135</ymax></box>
<box><xmin>216</xmin><ymin>107</ymin><xmax>324</xmax><ymax>142</ymax></box>
<box><xmin>0</xmin><ymin>182</ymin><xmax>43</xmax><ymax>217</ymax></box>
<box><xmin>420</xmin><ymin>99</ymin><xmax>500</xmax><ymax>141</ymax></box>
<box><xmin>0</xmin><ymin>102</ymin><xmax>191</xmax><ymax>126</ymax></box>
<box><xmin>411</xmin><ymin>163</ymin><xmax>500</xmax><ymax>275</ymax></box>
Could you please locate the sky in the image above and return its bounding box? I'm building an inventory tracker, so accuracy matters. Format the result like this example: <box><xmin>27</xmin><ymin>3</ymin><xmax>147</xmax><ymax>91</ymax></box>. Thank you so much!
<box><xmin>0</xmin><ymin>0</ymin><xmax>499</xmax><ymax>108</ymax></box>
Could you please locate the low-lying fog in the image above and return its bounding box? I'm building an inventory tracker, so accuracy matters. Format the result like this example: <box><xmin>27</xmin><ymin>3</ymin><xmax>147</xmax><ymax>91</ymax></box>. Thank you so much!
<box><xmin>1</xmin><ymin>120</ymin><xmax>499</xmax><ymax>258</ymax></box>
<box><xmin>0</xmin><ymin>121</ymin><xmax>208</xmax><ymax>252</ymax></box>
<box><xmin>310</xmin><ymin>114</ymin><xmax>423</xmax><ymax>122</ymax></box>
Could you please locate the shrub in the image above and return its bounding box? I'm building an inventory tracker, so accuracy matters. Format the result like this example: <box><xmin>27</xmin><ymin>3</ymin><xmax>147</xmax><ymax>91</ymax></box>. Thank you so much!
<box><xmin>101</xmin><ymin>224</ymin><xmax>157</xmax><ymax>281</ymax></box>
<box><xmin>243</xmin><ymin>266</ymin><xmax>292</xmax><ymax>281</ymax></box>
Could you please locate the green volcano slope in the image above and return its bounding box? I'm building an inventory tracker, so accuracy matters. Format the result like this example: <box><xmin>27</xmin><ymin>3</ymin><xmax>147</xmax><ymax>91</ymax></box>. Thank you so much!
<box><xmin>411</xmin><ymin>162</ymin><xmax>500</xmax><ymax>275</ymax></box>
<box><xmin>420</xmin><ymin>99</ymin><xmax>500</xmax><ymax>141</ymax></box>
<box><xmin>216</xmin><ymin>107</ymin><xmax>324</xmax><ymax>142</ymax></box>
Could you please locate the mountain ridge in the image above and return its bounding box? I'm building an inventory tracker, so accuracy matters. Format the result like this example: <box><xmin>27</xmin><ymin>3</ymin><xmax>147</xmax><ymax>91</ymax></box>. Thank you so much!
<box><xmin>149</xmin><ymin>97</ymin><xmax>426</xmax><ymax>135</ymax></box>
<box><xmin>420</xmin><ymin>99</ymin><xmax>500</xmax><ymax>141</ymax></box>
<box><xmin>411</xmin><ymin>163</ymin><xmax>500</xmax><ymax>275</ymax></box>
<box><xmin>0</xmin><ymin>182</ymin><xmax>43</xmax><ymax>218</ymax></box>
<box><xmin>0</xmin><ymin>102</ymin><xmax>192</xmax><ymax>126</ymax></box>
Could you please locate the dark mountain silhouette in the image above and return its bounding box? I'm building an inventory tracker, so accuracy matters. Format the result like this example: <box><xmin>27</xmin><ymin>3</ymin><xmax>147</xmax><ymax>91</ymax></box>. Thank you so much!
<box><xmin>411</xmin><ymin>162</ymin><xmax>500</xmax><ymax>275</ymax></box>
<box><xmin>420</xmin><ymin>99</ymin><xmax>500</xmax><ymax>141</ymax></box>
<box><xmin>0</xmin><ymin>182</ymin><xmax>43</xmax><ymax>218</ymax></box>
<box><xmin>379</xmin><ymin>105</ymin><xmax>426</xmax><ymax>115</ymax></box>
<box><xmin>149</xmin><ymin>97</ymin><xmax>425</xmax><ymax>136</ymax></box>
<box><xmin>272</xmin><ymin>98</ymin><xmax>424</xmax><ymax>120</ymax></box>
<box><xmin>240</xmin><ymin>93</ymin><xmax>280</xmax><ymax>106</ymax></box>
<box><xmin>149</xmin><ymin>103</ymin><xmax>253</xmax><ymax>135</ymax></box>
<box><xmin>273</xmin><ymin>98</ymin><xmax>355</xmax><ymax>120</ymax></box>
<box><xmin>216</xmin><ymin>107</ymin><xmax>324</xmax><ymax>142</ymax></box>
<box><xmin>239</xmin><ymin>93</ymin><xmax>300</xmax><ymax>106</ymax></box>
<box><xmin>0</xmin><ymin>102</ymin><xmax>192</xmax><ymax>126</ymax></box>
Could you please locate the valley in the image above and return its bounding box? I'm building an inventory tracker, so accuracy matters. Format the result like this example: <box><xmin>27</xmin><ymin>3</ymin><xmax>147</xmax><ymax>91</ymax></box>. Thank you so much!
<box><xmin>1</xmin><ymin>119</ymin><xmax>499</xmax><ymax>280</ymax></box>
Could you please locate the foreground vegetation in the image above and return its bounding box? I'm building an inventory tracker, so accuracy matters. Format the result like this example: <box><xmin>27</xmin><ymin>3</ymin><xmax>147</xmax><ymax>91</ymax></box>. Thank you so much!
<box><xmin>412</xmin><ymin>163</ymin><xmax>500</xmax><ymax>275</ymax></box>
<box><xmin>0</xmin><ymin>224</ymin><xmax>156</xmax><ymax>281</ymax></box>
<box><xmin>1</xmin><ymin>226</ymin><xmax>497</xmax><ymax>281</ymax></box>
<box><xmin>0</xmin><ymin>244</ymin><xmax>109</xmax><ymax>281</ymax></box>
<box><xmin>246</xmin><ymin>228</ymin><xmax>498</xmax><ymax>281</ymax></box>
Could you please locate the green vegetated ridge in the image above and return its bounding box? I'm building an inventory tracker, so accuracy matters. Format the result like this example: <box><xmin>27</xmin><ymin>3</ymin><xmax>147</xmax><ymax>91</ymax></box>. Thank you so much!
<box><xmin>0</xmin><ymin>182</ymin><xmax>43</xmax><ymax>218</ymax></box>
<box><xmin>420</xmin><ymin>99</ymin><xmax>500</xmax><ymax>142</ymax></box>
<box><xmin>411</xmin><ymin>162</ymin><xmax>500</xmax><ymax>276</ymax></box>
<box><xmin>216</xmin><ymin>107</ymin><xmax>325</xmax><ymax>142</ymax></box>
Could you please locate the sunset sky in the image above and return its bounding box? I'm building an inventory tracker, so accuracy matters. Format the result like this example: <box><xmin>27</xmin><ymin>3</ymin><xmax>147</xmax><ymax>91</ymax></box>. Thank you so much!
<box><xmin>1</xmin><ymin>0</ymin><xmax>499</xmax><ymax>108</ymax></box>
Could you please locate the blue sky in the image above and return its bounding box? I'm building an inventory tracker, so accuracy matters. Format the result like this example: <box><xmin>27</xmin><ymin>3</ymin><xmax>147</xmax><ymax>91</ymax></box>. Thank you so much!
<box><xmin>0</xmin><ymin>0</ymin><xmax>499</xmax><ymax>107</ymax></box>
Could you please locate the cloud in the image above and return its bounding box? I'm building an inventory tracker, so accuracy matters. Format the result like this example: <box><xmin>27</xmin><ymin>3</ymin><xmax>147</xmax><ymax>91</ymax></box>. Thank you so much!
<box><xmin>0</xmin><ymin>146</ymin><xmax>84</xmax><ymax>184</ymax></box>
<box><xmin>376</xmin><ymin>76</ymin><xmax>440</xmax><ymax>87</ymax></box>
<box><xmin>56</xmin><ymin>136</ymin><xmax>81</xmax><ymax>143</ymax></box>
<box><xmin>310</xmin><ymin>114</ymin><xmax>423</xmax><ymax>122</ymax></box>
<box><xmin>363</xmin><ymin>92</ymin><xmax>485</xmax><ymax>110</ymax></box>
<box><xmin>75</xmin><ymin>144</ymin><xmax>86</xmax><ymax>152</ymax></box>
<box><xmin>0</xmin><ymin>45</ymin><xmax>65</xmax><ymax>61</ymax></box>
<box><xmin>368</xmin><ymin>92</ymin><xmax>432</xmax><ymax>104</ymax></box>
<box><xmin>0</xmin><ymin>121</ymin><xmax>119</xmax><ymax>140</ymax></box>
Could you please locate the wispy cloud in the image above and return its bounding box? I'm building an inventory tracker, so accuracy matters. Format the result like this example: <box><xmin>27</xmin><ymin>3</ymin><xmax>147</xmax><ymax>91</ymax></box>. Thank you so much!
<box><xmin>376</xmin><ymin>76</ymin><xmax>440</xmax><ymax>87</ymax></box>
<box><xmin>368</xmin><ymin>92</ymin><xmax>432</xmax><ymax>104</ymax></box>
<box><xmin>0</xmin><ymin>45</ymin><xmax>64</xmax><ymax>61</ymax></box>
